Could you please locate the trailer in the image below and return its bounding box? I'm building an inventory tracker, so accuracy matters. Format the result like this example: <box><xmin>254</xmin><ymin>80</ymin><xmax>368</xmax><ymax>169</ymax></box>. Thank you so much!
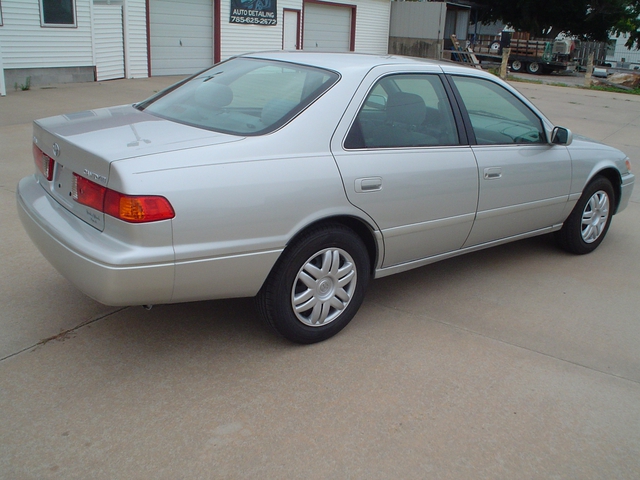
<box><xmin>470</xmin><ymin>33</ymin><xmax>579</xmax><ymax>74</ymax></box>
<box><xmin>508</xmin><ymin>37</ymin><xmax>578</xmax><ymax>74</ymax></box>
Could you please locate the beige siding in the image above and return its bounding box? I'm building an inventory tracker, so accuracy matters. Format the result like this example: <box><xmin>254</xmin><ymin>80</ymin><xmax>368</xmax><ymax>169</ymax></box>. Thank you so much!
<box><xmin>0</xmin><ymin>0</ymin><xmax>93</xmax><ymax>69</ymax></box>
<box><xmin>150</xmin><ymin>0</ymin><xmax>213</xmax><ymax>76</ymax></box>
<box><xmin>303</xmin><ymin>2</ymin><xmax>351</xmax><ymax>52</ymax></box>
<box><xmin>125</xmin><ymin>0</ymin><xmax>149</xmax><ymax>78</ymax></box>
<box><xmin>352</xmin><ymin>0</ymin><xmax>390</xmax><ymax>54</ymax></box>
<box><xmin>389</xmin><ymin>1</ymin><xmax>445</xmax><ymax>41</ymax></box>
<box><xmin>221</xmin><ymin>0</ymin><xmax>389</xmax><ymax>60</ymax></box>
<box><xmin>221</xmin><ymin>0</ymin><xmax>301</xmax><ymax>60</ymax></box>
<box><xmin>94</xmin><ymin>5</ymin><xmax>125</xmax><ymax>81</ymax></box>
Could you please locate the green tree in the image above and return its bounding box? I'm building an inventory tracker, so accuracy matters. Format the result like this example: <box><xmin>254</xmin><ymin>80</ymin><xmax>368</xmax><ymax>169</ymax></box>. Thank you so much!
<box><xmin>475</xmin><ymin>0</ymin><xmax>639</xmax><ymax>48</ymax></box>
<box><xmin>612</xmin><ymin>0</ymin><xmax>640</xmax><ymax>49</ymax></box>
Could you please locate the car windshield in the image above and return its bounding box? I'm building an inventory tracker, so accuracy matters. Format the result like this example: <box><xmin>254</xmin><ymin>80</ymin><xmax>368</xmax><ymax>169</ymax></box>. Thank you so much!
<box><xmin>136</xmin><ymin>58</ymin><xmax>339</xmax><ymax>136</ymax></box>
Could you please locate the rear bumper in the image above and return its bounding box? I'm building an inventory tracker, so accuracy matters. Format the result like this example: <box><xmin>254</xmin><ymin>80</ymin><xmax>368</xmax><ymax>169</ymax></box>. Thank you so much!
<box><xmin>16</xmin><ymin>176</ymin><xmax>175</xmax><ymax>306</ymax></box>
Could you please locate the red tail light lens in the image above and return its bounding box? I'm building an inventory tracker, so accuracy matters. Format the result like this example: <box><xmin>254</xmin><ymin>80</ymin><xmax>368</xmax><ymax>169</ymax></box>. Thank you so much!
<box><xmin>33</xmin><ymin>144</ymin><xmax>55</xmax><ymax>181</ymax></box>
<box><xmin>72</xmin><ymin>174</ymin><xmax>107</xmax><ymax>210</ymax></box>
<box><xmin>72</xmin><ymin>173</ymin><xmax>175</xmax><ymax>223</ymax></box>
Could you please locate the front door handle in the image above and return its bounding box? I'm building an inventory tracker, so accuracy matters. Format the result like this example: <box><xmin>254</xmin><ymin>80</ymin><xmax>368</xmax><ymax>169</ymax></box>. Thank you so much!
<box><xmin>355</xmin><ymin>177</ymin><xmax>383</xmax><ymax>193</ymax></box>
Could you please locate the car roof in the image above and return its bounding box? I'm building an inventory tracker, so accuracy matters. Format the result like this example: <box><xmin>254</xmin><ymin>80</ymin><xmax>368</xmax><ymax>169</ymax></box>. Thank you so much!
<box><xmin>240</xmin><ymin>50</ymin><xmax>463</xmax><ymax>73</ymax></box>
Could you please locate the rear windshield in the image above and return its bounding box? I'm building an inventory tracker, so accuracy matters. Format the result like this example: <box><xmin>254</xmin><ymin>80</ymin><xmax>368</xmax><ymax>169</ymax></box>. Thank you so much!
<box><xmin>136</xmin><ymin>58</ymin><xmax>339</xmax><ymax>136</ymax></box>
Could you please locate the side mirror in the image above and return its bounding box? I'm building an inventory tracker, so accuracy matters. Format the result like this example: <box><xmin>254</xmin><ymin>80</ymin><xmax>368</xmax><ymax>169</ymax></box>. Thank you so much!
<box><xmin>364</xmin><ymin>94</ymin><xmax>387</xmax><ymax>110</ymax></box>
<box><xmin>550</xmin><ymin>126</ymin><xmax>573</xmax><ymax>146</ymax></box>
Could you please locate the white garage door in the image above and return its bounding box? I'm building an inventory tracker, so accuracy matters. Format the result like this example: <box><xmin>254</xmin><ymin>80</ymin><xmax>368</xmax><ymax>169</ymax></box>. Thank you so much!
<box><xmin>303</xmin><ymin>2</ymin><xmax>352</xmax><ymax>52</ymax></box>
<box><xmin>149</xmin><ymin>0</ymin><xmax>213</xmax><ymax>76</ymax></box>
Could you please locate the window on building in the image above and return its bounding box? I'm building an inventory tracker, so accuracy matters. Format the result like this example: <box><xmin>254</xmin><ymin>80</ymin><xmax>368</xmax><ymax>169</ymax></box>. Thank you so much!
<box><xmin>0</xmin><ymin>1</ymin><xmax>4</xmax><ymax>26</ymax></box>
<box><xmin>41</xmin><ymin>0</ymin><xmax>76</xmax><ymax>27</ymax></box>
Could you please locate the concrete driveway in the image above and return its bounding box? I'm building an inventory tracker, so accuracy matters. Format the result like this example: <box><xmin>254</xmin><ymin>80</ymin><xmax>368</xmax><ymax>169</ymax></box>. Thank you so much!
<box><xmin>1</xmin><ymin>77</ymin><xmax>639</xmax><ymax>479</ymax></box>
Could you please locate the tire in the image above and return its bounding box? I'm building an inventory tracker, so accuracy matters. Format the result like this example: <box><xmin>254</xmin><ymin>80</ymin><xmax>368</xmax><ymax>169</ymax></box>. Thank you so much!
<box><xmin>510</xmin><ymin>60</ymin><xmax>523</xmax><ymax>72</ymax></box>
<box><xmin>257</xmin><ymin>224</ymin><xmax>370</xmax><ymax>344</ymax></box>
<box><xmin>526</xmin><ymin>62</ymin><xmax>541</xmax><ymax>74</ymax></box>
<box><xmin>556</xmin><ymin>176</ymin><xmax>615</xmax><ymax>254</ymax></box>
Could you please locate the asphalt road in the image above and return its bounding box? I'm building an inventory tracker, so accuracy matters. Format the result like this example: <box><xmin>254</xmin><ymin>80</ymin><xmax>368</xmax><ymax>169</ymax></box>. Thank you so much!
<box><xmin>1</xmin><ymin>76</ymin><xmax>639</xmax><ymax>479</ymax></box>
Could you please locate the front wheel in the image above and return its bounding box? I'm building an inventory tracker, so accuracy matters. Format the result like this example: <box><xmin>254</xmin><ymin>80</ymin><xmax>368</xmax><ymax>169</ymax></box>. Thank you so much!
<box><xmin>257</xmin><ymin>224</ymin><xmax>370</xmax><ymax>344</ymax></box>
<box><xmin>556</xmin><ymin>176</ymin><xmax>615</xmax><ymax>254</ymax></box>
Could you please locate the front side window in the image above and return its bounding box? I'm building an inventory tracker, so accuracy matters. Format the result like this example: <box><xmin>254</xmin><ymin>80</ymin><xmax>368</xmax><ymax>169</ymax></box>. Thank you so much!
<box><xmin>345</xmin><ymin>74</ymin><xmax>459</xmax><ymax>149</ymax></box>
<box><xmin>41</xmin><ymin>0</ymin><xmax>76</xmax><ymax>26</ymax></box>
<box><xmin>451</xmin><ymin>76</ymin><xmax>546</xmax><ymax>145</ymax></box>
<box><xmin>137</xmin><ymin>58</ymin><xmax>339</xmax><ymax>135</ymax></box>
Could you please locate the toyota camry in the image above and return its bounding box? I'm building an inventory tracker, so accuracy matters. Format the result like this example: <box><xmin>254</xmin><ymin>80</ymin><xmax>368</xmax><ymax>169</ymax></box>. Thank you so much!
<box><xmin>17</xmin><ymin>52</ymin><xmax>635</xmax><ymax>343</ymax></box>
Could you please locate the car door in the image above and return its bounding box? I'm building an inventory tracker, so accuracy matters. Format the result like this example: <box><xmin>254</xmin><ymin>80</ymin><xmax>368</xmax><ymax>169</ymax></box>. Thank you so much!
<box><xmin>448</xmin><ymin>75</ymin><xmax>572</xmax><ymax>247</ymax></box>
<box><xmin>331</xmin><ymin>69</ymin><xmax>479</xmax><ymax>268</ymax></box>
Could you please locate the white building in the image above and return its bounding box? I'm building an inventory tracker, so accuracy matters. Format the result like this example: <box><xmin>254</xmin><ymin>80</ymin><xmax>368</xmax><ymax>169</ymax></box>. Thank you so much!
<box><xmin>0</xmin><ymin>0</ymin><xmax>391</xmax><ymax>96</ymax></box>
<box><xmin>607</xmin><ymin>33</ymin><xmax>640</xmax><ymax>68</ymax></box>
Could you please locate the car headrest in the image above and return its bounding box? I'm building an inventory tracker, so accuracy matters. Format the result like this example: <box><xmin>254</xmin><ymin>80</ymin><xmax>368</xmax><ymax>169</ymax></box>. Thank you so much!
<box><xmin>194</xmin><ymin>82</ymin><xmax>233</xmax><ymax>109</ymax></box>
<box><xmin>386</xmin><ymin>92</ymin><xmax>426</xmax><ymax>126</ymax></box>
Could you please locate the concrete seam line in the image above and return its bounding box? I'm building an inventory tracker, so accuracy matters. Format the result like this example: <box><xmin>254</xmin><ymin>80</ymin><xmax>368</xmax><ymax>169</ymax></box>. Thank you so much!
<box><xmin>0</xmin><ymin>307</ymin><xmax>129</xmax><ymax>363</ymax></box>
<box><xmin>600</xmin><ymin>112</ymin><xmax>640</xmax><ymax>143</ymax></box>
<box><xmin>373</xmin><ymin>302</ymin><xmax>640</xmax><ymax>386</ymax></box>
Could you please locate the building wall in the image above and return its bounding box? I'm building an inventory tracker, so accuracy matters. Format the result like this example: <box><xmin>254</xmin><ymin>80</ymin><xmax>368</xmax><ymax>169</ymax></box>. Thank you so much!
<box><xmin>0</xmin><ymin>0</ymin><xmax>94</xmax><ymax>85</ymax></box>
<box><xmin>220</xmin><ymin>0</ymin><xmax>301</xmax><ymax>60</ymax></box>
<box><xmin>388</xmin><ymin>1</ymin><xmax>445</xmax><ymax>59</ymax></box>
<box><xmin>220</xmin><ymin>0</ymin><xmax>390</xmax><ymax>60</ymax></box>
<box><xmin>389</xmin><ymin>1</ymin><xmax>445</xmax><ymax>40</ymax></box>
<box><xmin>124</xmin><ymin>0</ymin><xmax>149</xmax><ymax>78</ymax></box>
<box><xmin>0</xmin><ymin>0</ymin><xmax>391</xmax><ymax>88</ymax></box>
<box><xmin>607</xmin><ymin>34</ymin><xmax>640</xmax><ymax>66</ymax></box>
<box><xmin>0</xmin><ymin>0</ymin><xmax>149</xmax><ymax>86</ymax></box>
<box><xmin>351</xmin><ymin>0</ymin><xmax>390</xmax><ymax>54</ymax></box>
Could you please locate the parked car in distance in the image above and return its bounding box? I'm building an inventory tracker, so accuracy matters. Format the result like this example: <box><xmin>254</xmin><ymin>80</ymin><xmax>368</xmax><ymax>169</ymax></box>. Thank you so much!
<box><xmin>17</xmin><ymin>52</ymin><xmax>635</xmax><ymax>343</ymax></box>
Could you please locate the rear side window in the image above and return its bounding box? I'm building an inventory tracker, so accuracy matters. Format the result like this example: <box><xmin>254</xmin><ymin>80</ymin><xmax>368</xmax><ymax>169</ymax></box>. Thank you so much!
<box><xmin>345</xmin><ymin>74</ymin><xmax>459</xmax><ymax>149</ymax></box>
<box><xmin>138</xmin><ymin>58</ymin><xmax>339</xmax><ymax>135</ymax></box>
<box><xmin>451</xmin><ymin>76</ymin><xmax>546</xmax><ymax>145</ymax></box>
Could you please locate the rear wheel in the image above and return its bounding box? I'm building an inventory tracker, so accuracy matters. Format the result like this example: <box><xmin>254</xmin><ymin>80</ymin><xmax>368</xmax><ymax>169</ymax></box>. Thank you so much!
<box><xmin>510</xmin><ymin>60</ymin><xmax>523</xmax><ymax>72</ymax></box>
<box><xmin>526</xmin><ymin>62</ymin><xmax>541</xmax><ymax>74</ymax></box>
<box><xmin>257</xmin><ymin>224</ymin><xmax>370</xmax><ymax>344</ymax></box>
<box><xmin>556</xmin><ymin>176</ymin><xmax>615</xmax><ymax>254</ymax></box>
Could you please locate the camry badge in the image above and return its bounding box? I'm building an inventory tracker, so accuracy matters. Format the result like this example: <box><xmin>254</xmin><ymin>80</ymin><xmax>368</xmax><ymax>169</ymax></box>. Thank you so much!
<box><xmin>83</xmin><ymin>169</ymin><xmax>107</xmax><ymax>184</ymax></box>
<box><xmin>52</xmin><ymin>143</ymin><xmax>60</xmax><ymax>157</ymax></box>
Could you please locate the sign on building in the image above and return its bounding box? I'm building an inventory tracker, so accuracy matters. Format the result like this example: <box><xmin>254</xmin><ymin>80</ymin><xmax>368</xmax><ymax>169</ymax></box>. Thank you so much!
<box><xmin>230</xmin><ymin>0</ymin><xmax>277</xmax><ymax>25</ymax></box>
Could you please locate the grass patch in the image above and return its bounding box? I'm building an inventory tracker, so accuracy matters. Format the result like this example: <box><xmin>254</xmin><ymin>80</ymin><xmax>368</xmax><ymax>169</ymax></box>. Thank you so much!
<box><xmin>506</xmin><ymin>75</ymin><xmax>544</xmax><ymax>84</ymax></box>
<box><xmin>14</xmin><ymin>76</ymin><xmax>31</xmax><ymax>91</ymax></box>
<box><xmin>588</xmin><ymin>84</ymin><xmax>640</xmax><ymax>95</ymax></box>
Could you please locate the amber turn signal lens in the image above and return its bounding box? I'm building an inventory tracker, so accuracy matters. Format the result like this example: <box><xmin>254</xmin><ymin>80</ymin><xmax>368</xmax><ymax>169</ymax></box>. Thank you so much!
<box><xmin>104</xmin><ymin>190</ymin><xmax>175</xmax><ymax>223</ymax></box>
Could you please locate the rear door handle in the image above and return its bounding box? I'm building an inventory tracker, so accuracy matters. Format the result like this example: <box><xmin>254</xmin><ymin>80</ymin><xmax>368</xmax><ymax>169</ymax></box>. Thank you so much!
<box><xmin>484</xmin><ymin>167</ymin><xmax>502</xmax><ymax>180</ymax></box>
<box><xmin>355</xmin><ymin>177</ymin><xmax>383</xmax><ymax>193</ymax></box>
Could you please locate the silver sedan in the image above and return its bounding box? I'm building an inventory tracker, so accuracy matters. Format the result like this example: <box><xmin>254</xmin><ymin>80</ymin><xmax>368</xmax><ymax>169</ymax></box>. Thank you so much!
<box><xmin>17</xmin><ymin>52</ymin><xmax>635</xmax><ymax>343</ymax></box>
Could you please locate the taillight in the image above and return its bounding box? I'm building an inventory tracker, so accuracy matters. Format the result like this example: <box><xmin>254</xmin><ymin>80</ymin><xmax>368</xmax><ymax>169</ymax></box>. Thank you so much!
<box><xmin>33</xmin><ymin>144</ymin><xmax>55</xmax><ymax>181</ymax></box>
<box><xmin>72</xmin><ymin>173</ymin><xmax>175</xmax><ymax>223</ymax></box>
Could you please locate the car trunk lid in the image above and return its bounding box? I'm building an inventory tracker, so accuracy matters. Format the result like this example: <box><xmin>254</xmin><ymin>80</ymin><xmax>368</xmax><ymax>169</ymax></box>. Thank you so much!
<box><xmin>32</xmin><ymin>105</ymin><xmax>242</xmax><ymax>231</ymax></box>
